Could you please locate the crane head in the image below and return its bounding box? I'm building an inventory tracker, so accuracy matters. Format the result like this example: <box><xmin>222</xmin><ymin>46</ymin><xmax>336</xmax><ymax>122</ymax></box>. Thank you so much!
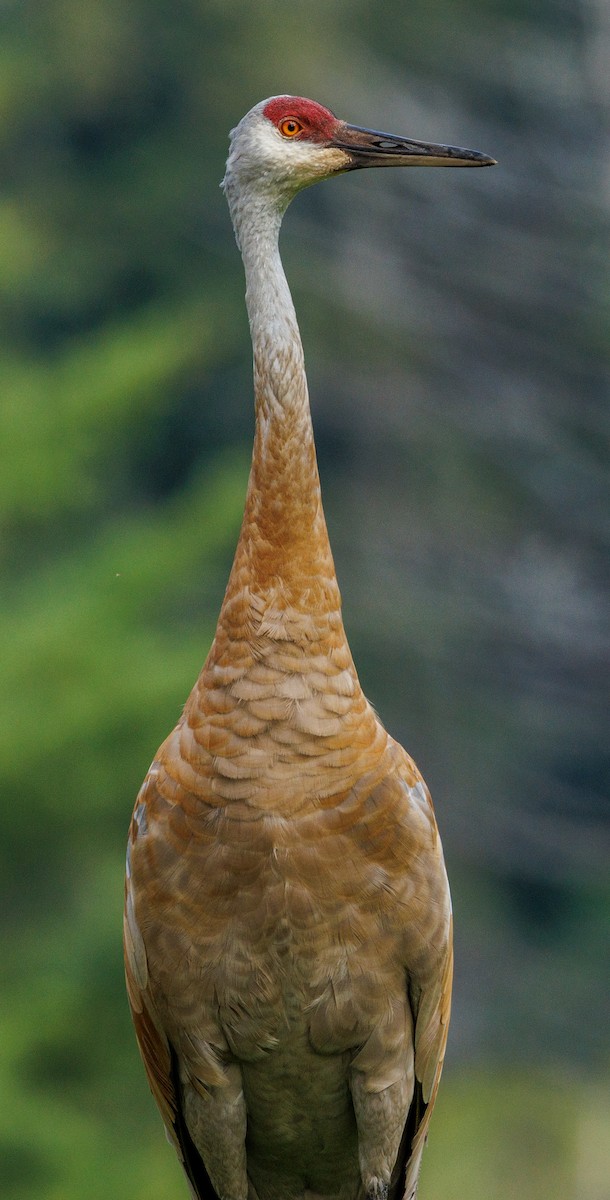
<box><xmin>223</xmin><ymin>95</ymin><xmax>495</xmax><ymax>208</ymax></box>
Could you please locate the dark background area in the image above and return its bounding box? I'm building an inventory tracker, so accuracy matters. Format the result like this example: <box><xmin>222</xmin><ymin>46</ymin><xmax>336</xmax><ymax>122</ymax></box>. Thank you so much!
<box><xmin>0</xmin><ymin>1</ymin><xmax>608</xmax><ymax>1197</ymax></box>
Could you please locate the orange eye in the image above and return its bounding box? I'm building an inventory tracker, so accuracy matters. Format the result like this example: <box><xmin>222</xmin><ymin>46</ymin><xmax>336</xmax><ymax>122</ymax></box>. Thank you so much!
<box><xmin>279</xmin><ymin>118</ymin><xmax>303</xmax><ymax>138</ymax></box>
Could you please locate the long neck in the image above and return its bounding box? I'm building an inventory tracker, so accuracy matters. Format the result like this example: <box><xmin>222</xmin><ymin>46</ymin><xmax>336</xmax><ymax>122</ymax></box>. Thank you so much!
<box><xmin>186</xmin><ymin>184</ymin><xmax>383</xmax><ymax>810</ymax></box>
<box><xmin>222</xmin><ymin>187</ymin><xmax>339</xmax><ymax>614</ymax></box>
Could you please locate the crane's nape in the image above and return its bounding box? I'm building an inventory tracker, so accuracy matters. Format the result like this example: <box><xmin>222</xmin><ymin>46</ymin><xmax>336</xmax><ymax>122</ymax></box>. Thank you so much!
<box><xmin>223</xmin><ymin>94</ymin><xmax>495</xmax><ymax>202</ymax></box>
<box><xmin>126</xmin><ymin>93</ymin><xmax>494</xmax><ymax>1200</ymax></box>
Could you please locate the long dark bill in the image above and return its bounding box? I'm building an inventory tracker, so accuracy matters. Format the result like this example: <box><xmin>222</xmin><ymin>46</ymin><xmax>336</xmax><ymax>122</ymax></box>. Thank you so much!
<box><xmin>333</xmin><ymin>123</ymin><xmax>496</xmax><ymax>168</ymax></box>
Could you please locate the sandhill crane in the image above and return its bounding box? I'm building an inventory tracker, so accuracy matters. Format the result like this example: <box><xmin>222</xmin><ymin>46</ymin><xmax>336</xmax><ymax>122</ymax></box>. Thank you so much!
<box><xmin>124</xmin><ymin>96</ymin><xmax>494</xmax><ymax>1200</ymax></box>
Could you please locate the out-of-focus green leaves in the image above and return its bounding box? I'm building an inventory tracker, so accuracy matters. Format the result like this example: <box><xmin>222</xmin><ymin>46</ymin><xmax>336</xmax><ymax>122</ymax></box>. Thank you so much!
<box><xmin>422</xmin><ymin>1069</ymin><xmax>610</xmax><ymax>1200</ymax></box>
<box><xmin>0</xmin><ymin>295</ymin><xmax>236</xmax><ymax>522</ymax></box>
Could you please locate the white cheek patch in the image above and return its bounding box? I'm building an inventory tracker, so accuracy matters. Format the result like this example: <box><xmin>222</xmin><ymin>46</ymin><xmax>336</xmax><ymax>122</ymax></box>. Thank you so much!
<box><xmin>229</xmin><ymin>114</ymin><xmax>350</xmax><ymax>190</ymax></box>
<box><xmin>287</xmin><ymin>144</ymin><xmax>352</xmax><ymax>182</ymax></box>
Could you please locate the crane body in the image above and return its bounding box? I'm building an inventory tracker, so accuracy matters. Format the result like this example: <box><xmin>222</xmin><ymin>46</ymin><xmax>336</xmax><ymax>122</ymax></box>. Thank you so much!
<box><xmin>124</xmin><ymin>96</ymin><xmax>494</xmax><ymax>1200</ymax></box>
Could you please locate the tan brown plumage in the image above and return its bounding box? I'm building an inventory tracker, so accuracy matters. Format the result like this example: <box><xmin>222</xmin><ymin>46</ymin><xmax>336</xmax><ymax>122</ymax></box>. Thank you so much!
<box><xmin>124</xmin><ymin>95</ymin><xmax>494</xmax><ymax>1200</ymax></box>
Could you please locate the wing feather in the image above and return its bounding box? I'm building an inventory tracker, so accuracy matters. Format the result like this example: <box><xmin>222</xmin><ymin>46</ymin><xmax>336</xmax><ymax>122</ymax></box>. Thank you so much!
<box><xmin>392</xmin><ymin>925</ymin><xmax>453</xmax><ymax>1200</ymax></box>
<box><xmin>124</xmin><ymin>873</ymin><xmax>220</xmax><ymax>1200</ymax></box>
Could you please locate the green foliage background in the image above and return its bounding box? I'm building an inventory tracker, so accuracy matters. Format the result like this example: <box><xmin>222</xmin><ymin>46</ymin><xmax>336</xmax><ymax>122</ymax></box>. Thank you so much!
<box><xmin>1</xmin><ymin>2</ymin><xmax>608</xmax><ymax>1197</ymax></box>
